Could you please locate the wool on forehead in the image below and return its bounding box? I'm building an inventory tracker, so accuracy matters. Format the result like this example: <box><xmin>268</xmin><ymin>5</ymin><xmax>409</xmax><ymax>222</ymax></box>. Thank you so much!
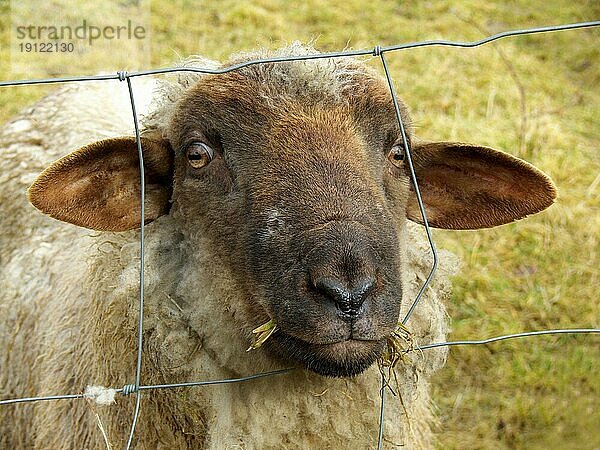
<box><xmin>144</xmin><ymin>42</ymin><xmax>379</xmax><ymax>136</ymax></box>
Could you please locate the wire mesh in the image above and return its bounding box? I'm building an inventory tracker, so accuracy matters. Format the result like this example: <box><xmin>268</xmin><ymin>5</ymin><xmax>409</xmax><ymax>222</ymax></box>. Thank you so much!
<box><xmin>1</xmin><ymin>20</ymin><xmax>599</xmax><ymax>449</ymax></box>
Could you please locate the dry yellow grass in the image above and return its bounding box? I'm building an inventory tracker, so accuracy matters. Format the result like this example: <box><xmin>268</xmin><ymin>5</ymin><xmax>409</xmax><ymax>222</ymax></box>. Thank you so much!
<box><xmin>1</xmin><ymin>1</ymin><xmax>598</xmax><ymax>448</ymax></box>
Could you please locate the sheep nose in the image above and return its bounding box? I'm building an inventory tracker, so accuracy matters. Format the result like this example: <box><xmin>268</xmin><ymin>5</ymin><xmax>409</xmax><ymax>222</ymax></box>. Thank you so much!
<box><xmin>313</xmin><ymin>276</ymin><xmax>375</xmax><ymax>318</ymax></box>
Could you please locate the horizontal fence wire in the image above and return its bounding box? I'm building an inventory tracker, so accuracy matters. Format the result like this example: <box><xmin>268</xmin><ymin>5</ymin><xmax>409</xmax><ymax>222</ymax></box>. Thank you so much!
<box><xmin>1</xmin><ymin>20</ymin><xmax>599</xmax><ymax>450</ymax></box>
<box><xmin>1</xmin><ymin>21</ymin><xmax>599</xmax><ymax>87</ymax></box>
<box><xmin>1</xmin><ymin>329</ymin><xmax>598</xmax><ymax>406</ymax></box>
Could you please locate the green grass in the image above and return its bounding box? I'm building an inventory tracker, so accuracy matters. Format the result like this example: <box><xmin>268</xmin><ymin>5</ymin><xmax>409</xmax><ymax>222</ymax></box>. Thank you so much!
<box><xmin>1</xmin><ymin>0</ymin><xmax>598</xmax><ymax>448</ymax></box>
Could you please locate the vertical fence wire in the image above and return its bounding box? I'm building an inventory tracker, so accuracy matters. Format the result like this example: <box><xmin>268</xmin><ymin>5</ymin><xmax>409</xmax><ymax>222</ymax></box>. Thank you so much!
<box><xmin>377</xmin><ymin>50</ymin><xmax>439</xmax><ymax>327</ymax></box>
<box><xmin>123</xmin><ymin>75</ymin><xmax>146</xmax><ymax>450</ymax></box>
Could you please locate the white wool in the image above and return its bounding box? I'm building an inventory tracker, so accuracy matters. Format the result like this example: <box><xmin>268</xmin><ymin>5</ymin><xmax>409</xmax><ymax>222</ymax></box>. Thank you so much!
<box><xmin>84</xmin><ymin>386</ymin><xmax>118</xmax><ymax>406</ymax></box>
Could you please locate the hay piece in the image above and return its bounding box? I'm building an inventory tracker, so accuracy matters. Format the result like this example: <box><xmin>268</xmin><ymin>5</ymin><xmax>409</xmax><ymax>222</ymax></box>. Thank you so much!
<box><xmin>247</xmin><ymin>319</ymin><xmax>277</xmax><ymax>352</ymax></box>
<box><xmin>379</xmin><ymin>323</ymin><xmax>414</xmax><ymax>369</ymax></box>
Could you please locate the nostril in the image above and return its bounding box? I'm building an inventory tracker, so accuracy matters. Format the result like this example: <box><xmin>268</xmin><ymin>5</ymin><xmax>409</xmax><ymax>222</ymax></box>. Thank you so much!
<box><xmin>353</xmin><ymin>277</ymin><xmax>375</xmax><ymax>301</ymax></box>
<box><xmin>313</xmin><ymin>276</ymin><xmax>375</xmax><ymax>317</ymax></box>
<box><xmin>314</xmin><ymin>277</ymin><xmax>350</xmax><ymax>305</ymax></box>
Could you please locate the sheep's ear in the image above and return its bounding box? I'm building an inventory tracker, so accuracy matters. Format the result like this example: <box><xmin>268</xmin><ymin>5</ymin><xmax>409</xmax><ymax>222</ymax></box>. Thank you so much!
<box><xmin>405</xmin><ymin>142</ymin><xmax>557</xmax><ymax>229</ymax></box>
<box><xmin>28</xmin><ymin>135</ymin><xmax>173</xmax><ymax>231</ymax></box>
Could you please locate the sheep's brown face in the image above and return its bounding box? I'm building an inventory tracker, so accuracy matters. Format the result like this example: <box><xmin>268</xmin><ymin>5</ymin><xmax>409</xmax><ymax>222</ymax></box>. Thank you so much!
<box><xmin>243</xmin><ymin>115</ymin><xmax>407</xmax><ymax>377</ymax></box>
<box><xmin>169</xmin><ymin>71</ymin><xmax>414</xmax><ymax>377</ymax></box>
<box><xmin>28</xmin><ymin>57</ymin><xmax>557</xmax><ymax>378</ymax></box>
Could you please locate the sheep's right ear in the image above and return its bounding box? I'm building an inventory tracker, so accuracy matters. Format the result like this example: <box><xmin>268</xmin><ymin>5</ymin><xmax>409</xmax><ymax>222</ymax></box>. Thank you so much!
<box><xmin>28</xmin><ymin>136</ymin><xmax>173</xmax><ymax>231</ymax></box>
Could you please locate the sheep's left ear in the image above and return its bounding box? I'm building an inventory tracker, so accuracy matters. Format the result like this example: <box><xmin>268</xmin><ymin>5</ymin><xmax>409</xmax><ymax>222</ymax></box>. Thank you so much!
<box><xmin>405</xmin><ymin>142</ymin><xmax>557</xmax><ymax>229</ymax></box>
<box><xmin>28</xmin><ymin>135</ymin><xmax>173</xmax><ymax>231</ymax></box>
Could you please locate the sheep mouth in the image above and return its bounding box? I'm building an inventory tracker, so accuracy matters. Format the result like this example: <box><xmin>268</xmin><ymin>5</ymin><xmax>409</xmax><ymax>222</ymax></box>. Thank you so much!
<box><xmin>271</xmin><ymin>332</ymin><xmax>386</xmax><ymax>377</ymax></box>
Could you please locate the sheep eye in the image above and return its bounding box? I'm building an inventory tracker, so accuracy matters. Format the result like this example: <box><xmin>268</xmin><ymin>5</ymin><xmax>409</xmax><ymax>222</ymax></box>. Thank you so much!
<box><xmin>387</xmin><ymin>143</ymin><xmax>405</xmax><ymax>167</ymax></box>
<box><xmin>186</xmin><ymin>142</ymin><xmax>213</xmax><ymax>169</ymax></box>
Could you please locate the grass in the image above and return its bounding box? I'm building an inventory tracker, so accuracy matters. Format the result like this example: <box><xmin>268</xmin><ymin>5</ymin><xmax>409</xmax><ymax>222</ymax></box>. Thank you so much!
<box><xmin>1</xmin><ymin>0</ymin><xmax>598</xmax><ymax>448</ymax></box>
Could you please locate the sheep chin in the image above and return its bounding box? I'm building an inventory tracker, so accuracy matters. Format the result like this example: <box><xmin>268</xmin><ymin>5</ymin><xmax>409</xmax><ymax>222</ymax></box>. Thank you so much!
<box><xmin>271</xmin><ymin>332</ymin><xmax>386</xmax><ymax>378</ymax></box>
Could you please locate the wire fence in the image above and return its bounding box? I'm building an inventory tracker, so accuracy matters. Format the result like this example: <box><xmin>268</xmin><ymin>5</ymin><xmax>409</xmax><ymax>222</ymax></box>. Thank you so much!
<box><xmin>1</xmin><ymin>20</ymin><xmax>599</xmax><ymax>449</ymax></box>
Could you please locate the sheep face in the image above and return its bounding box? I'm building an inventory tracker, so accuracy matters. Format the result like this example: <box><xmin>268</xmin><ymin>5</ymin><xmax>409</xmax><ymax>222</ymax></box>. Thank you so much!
<box><xmin>28</xmin><ymin>58</ymin><xmax>557</xmax><ymax>378</ymax></box>
<box><xmin>167</xmin><ymin>71</ymin><xmax>408</xmax><ymax>377</ymax></box>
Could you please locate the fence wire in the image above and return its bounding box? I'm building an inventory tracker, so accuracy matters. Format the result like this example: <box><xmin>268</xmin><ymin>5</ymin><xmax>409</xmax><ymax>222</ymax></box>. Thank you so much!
<box><xmin>1</xmin><ymin>20</ymin><xmax>599</xmax><ymax>450</ymax></box>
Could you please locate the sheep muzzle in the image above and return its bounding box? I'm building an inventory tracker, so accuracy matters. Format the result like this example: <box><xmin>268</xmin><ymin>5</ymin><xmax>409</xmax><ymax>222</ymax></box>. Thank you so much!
<box><xmin>247</xmin><ymin>217</ymin><xmax>404</xmax><ymax>378</ymax></box>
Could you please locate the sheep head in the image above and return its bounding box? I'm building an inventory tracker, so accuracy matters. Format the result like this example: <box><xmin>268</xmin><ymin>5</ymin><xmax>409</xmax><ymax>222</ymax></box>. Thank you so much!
<box><xmin>28</xmin><ymin>54</ymin><xmax>556</xmax><ymax>378</ymax></box>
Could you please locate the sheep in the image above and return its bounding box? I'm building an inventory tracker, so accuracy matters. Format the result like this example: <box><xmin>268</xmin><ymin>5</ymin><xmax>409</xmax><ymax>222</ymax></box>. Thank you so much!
<box><xmin>0</xmin><ymin>43</ymin><xmax>556</xmax><ymax>449</ymax></box>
